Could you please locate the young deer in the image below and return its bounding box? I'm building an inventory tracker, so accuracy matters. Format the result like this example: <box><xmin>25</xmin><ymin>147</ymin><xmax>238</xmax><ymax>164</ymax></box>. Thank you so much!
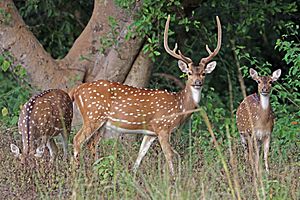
<box><xmin>236</xmin><ymin>68</ymin><xmax>281</xmax><ymax>173</ymax></box>
<box><xmin>10</xmin><ymin>89</ymin><xmax>73</xmax><ymax>163</ymax></box>
<box><xmin>70</xmin><ymin>15</ymin><xmax>222</xmax><ymax>175</ymax></box>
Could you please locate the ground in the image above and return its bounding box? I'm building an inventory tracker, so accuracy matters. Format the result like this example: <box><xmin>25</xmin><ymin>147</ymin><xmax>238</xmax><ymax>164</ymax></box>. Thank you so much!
<box><xmin>0</xmin><ymin>123</ymin><xmax>299</xmax><ymax>199</ymax></box>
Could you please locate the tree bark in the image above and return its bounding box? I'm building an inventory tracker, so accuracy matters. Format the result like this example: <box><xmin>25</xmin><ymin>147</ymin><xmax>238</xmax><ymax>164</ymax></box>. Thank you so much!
<box><xmin>0</xmin><ymin>0</ymin><xmax>73</xmax><ymax>89</ymax></box>
<box><xmin>0</xmin><ymin>0</ymin><xmax>152</xmax><ymax>90</ymax></box>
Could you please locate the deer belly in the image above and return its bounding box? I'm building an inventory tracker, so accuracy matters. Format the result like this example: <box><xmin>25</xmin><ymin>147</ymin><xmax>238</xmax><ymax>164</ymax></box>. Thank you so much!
<box><xmin>255</xmin><ymin>130</ymin><xmax>271</xmax><ymax>140</ymax></box>
<box><xmin>105</xmin><ymin>120</ymin><xmax>156</xmax><ymax>136</ymax></box>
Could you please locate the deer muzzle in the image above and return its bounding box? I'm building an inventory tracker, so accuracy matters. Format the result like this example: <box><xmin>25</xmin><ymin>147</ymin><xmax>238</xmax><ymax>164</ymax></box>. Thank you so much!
<box><xmin>192</xmin><ymin>80</ymin><xmax>203</xmax><ymax>89</ymax></box>
<box><xmin>261</xmin><ymin>87</ymin><xmax>270</xmax><ymax>96</ymax></box>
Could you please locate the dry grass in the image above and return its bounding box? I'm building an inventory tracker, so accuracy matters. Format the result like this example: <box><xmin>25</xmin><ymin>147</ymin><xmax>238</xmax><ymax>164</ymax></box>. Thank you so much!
<box><xmin>0</xmin><ymin>123</ymin><xmax>299</xmax><ymax>200</ymax></box>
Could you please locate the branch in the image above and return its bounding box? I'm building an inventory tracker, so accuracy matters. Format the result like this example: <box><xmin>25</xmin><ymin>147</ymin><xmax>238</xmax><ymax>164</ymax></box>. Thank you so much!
<box><xmin>152</xmin><ymin>73</ymin><xmax>185</xmax><ymax>89</ymax></box>
<box><xmin>61</xmin><ymin>0</ymin><xmax>127</xmax><ymax>79</ymax></box>
<box><xmin>0</xmin><ymin>0</ymin><xmax>76</xmax><ymax>89</ymax></box>
<box><xmin>92</xmin><ymin>1</ymin><xmax>145</xmax><ymax>83</ymax></box>
<box><xmin>124</xmin><ymin>50</ymin><xmax>153</xmax><ymax>88</ymax></box>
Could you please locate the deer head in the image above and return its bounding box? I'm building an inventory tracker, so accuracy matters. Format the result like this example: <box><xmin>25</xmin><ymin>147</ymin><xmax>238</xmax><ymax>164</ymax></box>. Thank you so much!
<box><xmin>11</xmin><ymin>143</ymin><xmax>46</xmax><ymax>162</ymax></box>
<box><xmin>250</xmin><ymin>68</ymin><xmax>281</xmax><ymax>96</ymax></box>
<box><xmin>164</xmin><ymin>15</ymin><xmax>222</xmax><ymax>90</ymax></box>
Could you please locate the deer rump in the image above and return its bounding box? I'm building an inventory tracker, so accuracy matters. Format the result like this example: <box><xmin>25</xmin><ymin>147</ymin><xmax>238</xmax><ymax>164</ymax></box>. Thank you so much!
<box><xmin>11</xmin><ymin>89</ymin><xmax>73</xmax><ymax>160</ymax></box>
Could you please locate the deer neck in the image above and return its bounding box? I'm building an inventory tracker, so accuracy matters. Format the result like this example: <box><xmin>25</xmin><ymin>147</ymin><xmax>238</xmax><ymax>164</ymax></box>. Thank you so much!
<box><xmin>259</xmin><ymin>93</ymin><xmax>270</xmax><ymax>111</ymax></box>
<box><xmin>178</xmin><ymin>85</ymin><xmax>202</xmax><ymax>111</ymax></box>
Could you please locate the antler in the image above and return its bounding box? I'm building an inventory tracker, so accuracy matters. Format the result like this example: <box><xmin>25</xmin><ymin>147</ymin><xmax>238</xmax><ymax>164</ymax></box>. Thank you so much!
<box><xmin>164</xmin><ymin>15</ymin><xmax>193</xmax><ymax>64</ymax></box>
<box><xmin>200</xmin><ymin>16</ymin><xmax>222</xmax><ymax>65</ymax></box>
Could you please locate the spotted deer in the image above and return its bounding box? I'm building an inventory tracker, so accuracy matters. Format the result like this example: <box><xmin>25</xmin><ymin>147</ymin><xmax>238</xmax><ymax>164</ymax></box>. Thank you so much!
<box><xmin>236</xmin><ymin>68</ymin><xmax>281</xmax><ymax>173</ymax></box>
<box><xmin>10</xmin><ymin>89</ymin><xmax>73</xmax><ymax>163</ymax></box>
<box><xmin>69</xmin><ymin>15</ymin><xmax>221</xmax><ymax>175</ymax></box>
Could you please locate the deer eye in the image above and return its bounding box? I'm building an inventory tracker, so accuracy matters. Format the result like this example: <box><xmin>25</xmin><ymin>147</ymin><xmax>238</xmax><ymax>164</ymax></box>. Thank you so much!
<box><xmin>268</xmin><ymin>81</ymin><xmax>272</xmax><ymax>84</ymax></box>
<box><xmin>188</xmin><ymin>71</ymin><xmax>192</xmax><ymax>76</ymax></box>
<box><xmin>202</xmin><ymin>72</ymin><xmax>206</xmax><ymax>76</ymax></box>
<box><xmin>257</xmin><ymin>80</ymin><xmax>261</xmax><ymax>84</ymax></box>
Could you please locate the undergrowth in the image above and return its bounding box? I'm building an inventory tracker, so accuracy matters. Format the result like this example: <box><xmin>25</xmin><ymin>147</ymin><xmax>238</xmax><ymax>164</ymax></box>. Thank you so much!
<box><xmin>0</xmin><ymin>121</ymin><xmax>299</xmax><ymax>199</ymax></box>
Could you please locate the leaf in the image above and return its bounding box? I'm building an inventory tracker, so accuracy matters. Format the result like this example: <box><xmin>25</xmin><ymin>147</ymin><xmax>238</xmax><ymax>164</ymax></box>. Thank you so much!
<box><xmin>2</xmin><ymin>60</ymin><xmax>10</xmax><ymax>72</ymax></box>
<box><xmin>11</xmin><ymin>116</ymin><xmax>18</xmax><ymax>125</ymax></box>
<box><xmin>2</xmin><ymin>107</ymin><xmax>8</xmax><ymax>116</ymax></box>
<box><xmin>0</xmin><ymin>55</ymin><xmax>4</xmax><ymax>64</ymax></box>
<box><xmin>153</xmin><ymin>51</ymin><xmax>161</xmax><ymax>56</ymax></box>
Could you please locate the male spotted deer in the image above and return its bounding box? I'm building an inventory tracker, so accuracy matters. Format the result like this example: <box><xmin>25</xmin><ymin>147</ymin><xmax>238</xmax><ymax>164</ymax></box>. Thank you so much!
<box><xmin>236</xmin><ymin>68</ymin><xmax>281</xmax><ymax>173</ymax></box>
<box><xmin>10</xmin><ymin>89</ymin><xmax>73</xmax><ymax>163</ymax></box>
<box><xmin>70</xmin><ymin>15</ymin><xmax>221</xmax><ymax>175</ymax></box>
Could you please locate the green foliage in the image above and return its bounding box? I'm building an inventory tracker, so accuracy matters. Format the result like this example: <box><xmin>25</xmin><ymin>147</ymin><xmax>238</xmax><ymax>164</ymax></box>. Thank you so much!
<box><xmin>98</xmin><ymin>16</ymin><xmax>120</xmax><ymax>54</ymax></box>
<box><xmin>0</xmin><ymin>7</ymin><xmax>12</xmax><ymax>25</ymax></box>
<box><xmin>15</xmin><ymin>0</ymin><xmax>93</xmax><ymax>58</ymax></box>
<box><xmin>115</xmin><ymin>0</ymin><xmax>186</xmax><ymax>59</ymax></box>
<box><xmin>93</xmin><ymin>155</ymin><xmax>117</xmax><ymax>185</ymax></box>
<box><xmin>272</xmin><ymin>22</ymin><xmax>300</xmax><ymax>156</ymax></box>
<box><xmin>93</xmin><ymin>139</ymin><xmax>121</xmax><ymax>186</ymax></box>
<box><xmin>0</xmin><ymin>52</ymin><xmax>30</xmax><ymax>127</ymax></box>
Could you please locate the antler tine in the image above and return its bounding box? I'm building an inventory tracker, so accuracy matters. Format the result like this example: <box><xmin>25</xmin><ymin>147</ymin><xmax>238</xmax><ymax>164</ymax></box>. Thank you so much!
<box><xmin>200</xmin><ymin>16</ymin><xmax>222</xmax><ymax>65</ymax></box>
<box><xmin>172</xmin><ymin>43</ymin><xmax>178</xmax><ymax>54</ymax></box>
<box><xmin>205</xmin><ymin>45</ymin><xmax>212</xmax><ymax>55</ymax></box>
<box><xmin>164</xmin><ymin>15</ymin><xmax>193</xmax><ymax>64</ymax></box>
<box><xmin>178</xmin><ymin>50</ymin><xmax>193</xmax><ymax>63</ymax></box>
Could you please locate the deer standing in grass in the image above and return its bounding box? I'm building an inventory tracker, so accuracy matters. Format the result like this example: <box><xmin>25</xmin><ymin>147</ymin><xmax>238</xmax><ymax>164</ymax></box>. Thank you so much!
<box><xmin>236</xmin><ymin>68</ymin><xmax>281</xmax><ymax>173</ymax></box>
<box><xmin>10</xmin><ymin>89</ymin><xmax>73</xmax><ymax>163</ymax></box>
<box><xmin>70</xmin><ymin>15</ymin><xmax>222</xmax><ymax>175</ymax></box>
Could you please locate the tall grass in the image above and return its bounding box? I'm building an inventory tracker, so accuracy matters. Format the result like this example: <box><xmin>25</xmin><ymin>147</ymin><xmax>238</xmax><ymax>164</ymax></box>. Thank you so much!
<box><xmin>0</xmin><ymin>119</ymin><xmax>299</xmax><ymax>199</ymax></box>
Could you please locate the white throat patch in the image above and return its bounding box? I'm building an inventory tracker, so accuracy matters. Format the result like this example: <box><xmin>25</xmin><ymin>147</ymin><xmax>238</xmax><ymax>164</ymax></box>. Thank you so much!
<box><xmin>190</xmin><ymin>86</ymin><xmax>202</xmax><ymax>104</ymax></box>
<box><xmin>260</xmin><ymin>94</ymin><xmax>270</xmax><ymax>110</ymax></box>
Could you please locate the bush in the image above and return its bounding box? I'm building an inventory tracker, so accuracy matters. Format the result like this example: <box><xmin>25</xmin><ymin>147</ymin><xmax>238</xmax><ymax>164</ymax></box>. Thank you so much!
<box><xmin>0</xmin><ymin>52</ymin><xmax>31</xmax><ymax>127</ymax></box>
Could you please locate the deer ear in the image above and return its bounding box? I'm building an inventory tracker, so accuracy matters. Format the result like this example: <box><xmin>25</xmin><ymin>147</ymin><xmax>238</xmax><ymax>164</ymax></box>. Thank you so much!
<box><xmin>178</xmin><ymin>60</ymin><xmax>189</xmax><ymax>73</ymax></box>
<box><xmin>250</xmin><ymin>68</ymin><xmax>258</xmax><ymax>81</ymax></box>
<box><xmin>205</xmin><ymin>61</ymin><xmax>217</xmax><ymax>74</ymax></box>
<box><xmin>10</xmin><ymin>144</ymin><xmax>20</xmax><ymax>157</ymax></box>
<box><xmin>34</xmin><ymin>146</ymin><xmax>45</xmax><ymax>158</ymax></box>
<box><xmin>271</xmin><ymin>69</ymin><xmax>281</xmax><ymax>82</ymax></box>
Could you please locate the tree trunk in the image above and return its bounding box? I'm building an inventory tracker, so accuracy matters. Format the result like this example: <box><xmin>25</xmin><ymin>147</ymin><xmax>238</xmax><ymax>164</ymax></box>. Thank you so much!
<box><xmin>0</xmin><ymin>0</ymin><xmax>153</xmax><ymax>135</ymax></box>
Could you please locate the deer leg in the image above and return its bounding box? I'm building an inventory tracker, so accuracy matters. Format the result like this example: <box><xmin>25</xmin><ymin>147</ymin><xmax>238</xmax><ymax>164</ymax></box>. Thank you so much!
<box><xmin>47</xmin><ymin>138</ymin><xmax>58</xmax><ymax>162</ymax></box>
<box><xmin>73</xmin><ymin>122</ymin><xmax>105</xmax><ymax>162</ymax></box>
<box><xmin>263</xmin><ymin>136</ymin><xmax>270</xmax><ymax>173</ymax></box>
<box><xmin>61</xmin><ymin>119</ymin><xmax>71</xmax><ymax>159</ymax></box>
<box><xmin>240</xmin><ymin>133</ymin><xmax>248</xmax><ymax>161</ymax></box>
<box><xmin>254</xmin><ymin>139</ymin><xmax>261</xmax><ymax>175</ymax></box>
<box><xmin>34</xmin><ymin>136</ymin><xmax>48</xmax><ymax>158</ymax></box>
<box><xmin>73</xmin><ymin>125</ymin><xmax>93</xmax><ymax>162</ymax></box>
<box><xmin>87</xmin><ymin>127</ymin><xmax>105</xmax><ymax>160</ymax></box>
<box><xmin>61</xmin><ymin>132</ymin><xmax>68</xmax><ymax>159</ymax></box>
<box><xmin>158</xmin><ymin>132</ymin><xmax>174</xmax><ymax>177</ymax></box>
<box><xmin>133</xmin><ymin>135</ymin><xmax>156</xmax><ymax>174</ymax></box>
<box><xmin>247</xmin><ymin>135</ymin><xmax>255</xmax><ymax>174</ymax></box>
